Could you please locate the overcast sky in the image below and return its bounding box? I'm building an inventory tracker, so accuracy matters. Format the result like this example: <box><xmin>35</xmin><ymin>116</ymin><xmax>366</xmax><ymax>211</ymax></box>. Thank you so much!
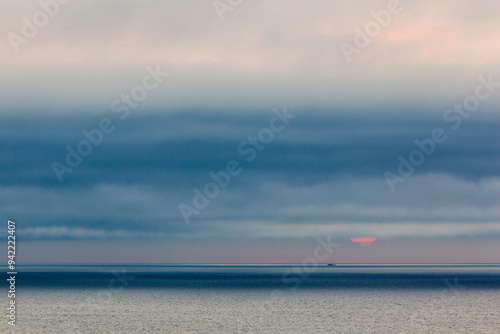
<box><xmin>1</xmin><ymin>0</ymin><xmax>499</xmax><ymax>263</ymax></box>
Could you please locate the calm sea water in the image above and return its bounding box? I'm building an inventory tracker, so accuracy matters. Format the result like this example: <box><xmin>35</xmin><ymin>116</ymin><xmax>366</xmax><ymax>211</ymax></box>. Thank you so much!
<box><xmin>5</xmin><ymin>264</ymin><xmax>500</xmax><ymax>333</ymax></box>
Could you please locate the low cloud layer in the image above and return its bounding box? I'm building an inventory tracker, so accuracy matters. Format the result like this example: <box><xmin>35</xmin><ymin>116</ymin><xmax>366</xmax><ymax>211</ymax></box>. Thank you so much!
<box><xmin>2</xmin><ymin>108</ymin><xmax>500</xmax><ymax>241</ymax></box>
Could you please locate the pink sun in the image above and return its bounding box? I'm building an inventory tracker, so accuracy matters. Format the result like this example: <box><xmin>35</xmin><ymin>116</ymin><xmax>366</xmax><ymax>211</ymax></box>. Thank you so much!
<box><xmin>350</xmin><ymin>237</ymin><xmax>376</xmax><ymax>246</ymax></box>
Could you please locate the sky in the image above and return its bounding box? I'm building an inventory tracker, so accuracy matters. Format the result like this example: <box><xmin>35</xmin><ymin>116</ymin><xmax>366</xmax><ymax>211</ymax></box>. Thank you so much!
<box><xmin>1</xmin><ymin>0</ymin><xmax>499</xmax><ymax>263</ymax></box>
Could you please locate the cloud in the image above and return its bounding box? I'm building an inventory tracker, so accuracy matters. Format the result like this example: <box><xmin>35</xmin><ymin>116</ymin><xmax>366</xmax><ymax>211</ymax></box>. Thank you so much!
<box><xmin>20</xmin><ymin>226</ymin><xmax>167</xmax><ymax>240</ymax></box>
<box><xmin>2</xmin><ymin>108</ymin><xmax>500</xmax><ymax>187</ymax></box>
<box><xmin>0</xmin><ymin>0</ymin><xmax>499</xmax><ymax>256</ymax></box>
<box><xmin>2</xmin><ymin>172</ymin><xmax>500</xmax><ymax>241</ymax></box>
<box><xmin>2</xmin><ymin>0</ymin><xmax>500</xmax><ymax>113</ymax></box>
<box><xmin>2</xmin><ymin>0</ymin><xmax>500</xmax><ymax>71</ymax></box>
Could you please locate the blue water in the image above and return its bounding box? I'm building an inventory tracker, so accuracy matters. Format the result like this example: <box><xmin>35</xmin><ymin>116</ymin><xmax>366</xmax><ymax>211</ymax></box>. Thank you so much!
<box><xmin>7</xmin><ymin>264</ymin><xmax>500</xmax><ymax>333</ymax></box>
<box><xmin>8</xmin><ymin>263</ymin><xmax>500</xmax><ymax>290</ymax></box>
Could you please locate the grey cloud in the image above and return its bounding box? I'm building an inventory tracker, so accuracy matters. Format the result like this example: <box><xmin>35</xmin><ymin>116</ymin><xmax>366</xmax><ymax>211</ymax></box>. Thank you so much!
<box><xmin>2</xmin><ymin>106</ymin><xmax>500</xmax><ymax>189</ymax></box>
<box><xmin>1</xmin><ymin>0</ymin><xmax>500</xmax><ymax>248</ymax></box>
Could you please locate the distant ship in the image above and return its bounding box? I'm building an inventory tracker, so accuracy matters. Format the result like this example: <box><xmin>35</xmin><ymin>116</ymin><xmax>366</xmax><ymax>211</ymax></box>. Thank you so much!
<box><xmin>327</xmin><ymin>263</ymin><xmax>336</xmax><ymax>267</ymax></box>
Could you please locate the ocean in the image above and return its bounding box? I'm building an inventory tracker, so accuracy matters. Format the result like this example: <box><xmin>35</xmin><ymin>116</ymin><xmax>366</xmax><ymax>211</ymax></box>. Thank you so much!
<box><xmin>6</xmin><ymin>264</ymin><xmax>500</xmax><ymax>333</ymax></box>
